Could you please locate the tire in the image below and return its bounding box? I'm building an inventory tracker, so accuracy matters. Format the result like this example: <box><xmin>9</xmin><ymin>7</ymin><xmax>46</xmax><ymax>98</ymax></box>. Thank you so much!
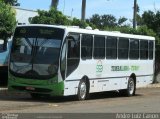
<box><xmin>77</xmin><ymin>79</ymin><xmax>89</xmax><ymax>100</ymax></box>
<box><xmin>120</xmin><ymin>77</ymin><xmax>136</xmax><ymax>97</ymax></box>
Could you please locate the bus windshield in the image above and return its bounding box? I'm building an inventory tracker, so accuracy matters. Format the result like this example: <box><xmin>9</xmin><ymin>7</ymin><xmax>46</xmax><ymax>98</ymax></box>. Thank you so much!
<box><xmin>9</xmin><ymin>26</ymin><xmax>64</xmax><ymax>79</ymax></box>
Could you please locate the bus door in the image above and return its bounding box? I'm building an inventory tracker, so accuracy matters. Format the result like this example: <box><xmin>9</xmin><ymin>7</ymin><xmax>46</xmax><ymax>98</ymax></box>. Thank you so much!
<box><xmin>66</xmin><ymin>34</ymin><xmax>80</xmax><ymax>77</ymax></box>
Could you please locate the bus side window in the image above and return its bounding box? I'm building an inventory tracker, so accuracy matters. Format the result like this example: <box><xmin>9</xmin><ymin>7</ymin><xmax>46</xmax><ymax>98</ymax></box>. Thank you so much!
<box><xmin>81</xmin><ymin>34</ymin><xmax>93</xmax><ymax>59</ymax></box>
<box><xmin>106</xmin><ymin>36</ymin><xmax>117</xmax><ymax>59</ymax></box>
<box><xmin>66</xmin><ymin>33</ymin><xmax>80</xmax><ymax>77</ymax></box>
<box><xmin>129</xmin><ymin>39</ymin><xmax>139</xmax><ymax>59</ymax></box>
<box><xmin>118</xmin><ymin>38</ymin><xmax>129</xmax><ymax>59</ymax></box>
<box><xmin>140</xmin><ymin>40</ymin><xmax>148</xmax><ymax>59</ymax></box>
<box><xmin>67</xmin><ymin>37</ymin><xmax>79</xmax><ymax>58</ymax></box>
<box><xmin>94</xmin><ymin>35</ymin><xmax>105</xmax><ymax>59</ymax></box>
<box><xmin>149</xmin><ymin>41</ymin><xmax>153</xmax><ymax>59</ymax></box>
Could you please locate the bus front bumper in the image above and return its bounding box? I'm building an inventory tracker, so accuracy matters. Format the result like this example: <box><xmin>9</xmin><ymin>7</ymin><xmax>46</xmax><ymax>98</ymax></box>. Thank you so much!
<box><xmin>8</xmin><ymin>76</ymin><xmax>64</xmax><ymax>96</ymax></box>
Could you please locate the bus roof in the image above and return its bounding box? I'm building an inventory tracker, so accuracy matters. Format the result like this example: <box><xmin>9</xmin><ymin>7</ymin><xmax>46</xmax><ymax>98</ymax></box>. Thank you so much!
<box><xmin>17</xmin><ymin>24</ymin><xmax>155</xmax><ymax>41</ymax></box>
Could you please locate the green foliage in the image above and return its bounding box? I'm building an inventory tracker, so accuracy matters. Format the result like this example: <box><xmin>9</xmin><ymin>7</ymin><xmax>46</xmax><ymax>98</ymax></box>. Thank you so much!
<box><xmin>118</xmin><ymin>17</ymin><xmax>127</xmax><ymax>26</ymax></box>
<box><xmin>29</xmin><ymin>8</ymin><xmax>71</xmax><ymax>25</ymax></box>
<box><xmin>30</xmin><ymin>8</ymin><xmax>97</xmax><ymax>29</ymax></box>
<box><xmin>88</xmin><ymin>14</ymin><xmax>101</xmax><ymax>29</ymax></box>
<box><xmin>1</xmin><ymin>0</ymin><xmax>20</xmax><ymax>6</ymax></box>
<box><xmin>140</xmin><ymin>10</ymin><xmax>160</xmax><ymax>44</ymax></box>
<box><xmin>0</xmin><ymin>1</ymin><xmax>16</xmax><ymax>39</ymax></box>
<box><xmin>136</xmin><ymin>14</ymin><xmax>143</xmax><ymax>26</ymax></box>
<box><xmin>141</xmin><ymin>10</ymin><xmax>160</xmax><ymax>36</ymax></box>
<box><xmin>101</xmin><ymin>14</ymin><xmax>117</xmax><ymax>28</ymax></box>
<box><xmin>29</xmin><ymin>7</ymin><xmax>160</xmax><ymax>43</ymax></box>
<box><xmin>142</xmin><ymin>11</ymin><xmax>157</xmax><ymax>31</ymax></box>
<box><xmin>137</xmin><ymin>25</ymin><xmax>156</xmax><ymax>36</ymax></box>
<box><xmin>88</xmin><ymin>14</ymin><xmax>127</xmax><ymax>29</ymax></box>
<box><xmin>71</xmin><ymin>18</ymin><xmax>88</xmax><ymax>28</ymax></box>
<box><xmin>0</xmin><ymin>0</ymin><xmax>16</xmax><ymax>50</ymax></box>
<box><xmin>104</xmin><ymin>25</ymin><xmax>157</xmax><ymax>38</ymax></box>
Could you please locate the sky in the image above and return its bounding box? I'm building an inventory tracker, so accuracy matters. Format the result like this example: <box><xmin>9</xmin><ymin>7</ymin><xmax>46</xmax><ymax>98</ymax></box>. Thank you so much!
<box><xmin>18</xmin><ymin>0</ymin><xmax>160</xmax><ymax>20</ymax></box>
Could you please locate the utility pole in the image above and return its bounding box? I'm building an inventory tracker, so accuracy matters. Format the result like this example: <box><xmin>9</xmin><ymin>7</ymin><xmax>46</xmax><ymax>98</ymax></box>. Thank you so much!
<box><xmin>81</xmin><ymin>0</ymin><xmax>86</xmax><ymax>21</ymax></box>
<box><xmin>63</xmin><ymin>0</ymin><xmax>65</xmax><ymax>14</ymax></box>
<box><xmin>71</xmin><ymin>8</ymin><xmax>74</xmax><ymax>18</ymax></box>
<box><xmin>51</xmin><ymin>0</ymin><xmax>59</xmax><ymax>9</ymax></box>
<box><xmin>133</xmin><ymin>0</ymin><xmax>137</xmax><ymax>29</ymax></box>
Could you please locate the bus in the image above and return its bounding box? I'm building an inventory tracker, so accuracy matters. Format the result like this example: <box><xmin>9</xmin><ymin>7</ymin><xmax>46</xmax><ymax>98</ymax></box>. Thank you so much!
<box><xmin>8</xmin><ymin>24</ymin><xmax>155</xmax><ymax>100</ymax></box>
<box><xmin>0</xmin><ymin>38</ymin><xmax>12</xmax><ymax>86</ymax></box>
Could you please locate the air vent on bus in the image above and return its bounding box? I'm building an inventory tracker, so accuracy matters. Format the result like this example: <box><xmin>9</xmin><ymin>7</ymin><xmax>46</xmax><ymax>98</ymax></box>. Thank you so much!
<box><xmin>85</xmin><ymin>26</ymin><xmax>92</xmax><ymax>30</ymax></box>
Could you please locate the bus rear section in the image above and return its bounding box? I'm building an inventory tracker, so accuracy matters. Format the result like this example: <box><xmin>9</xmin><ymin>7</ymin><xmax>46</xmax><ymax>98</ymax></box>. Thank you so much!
<box><xmin>0</xmin><ymin>39</ymin><xmax>12</xmax><ymax>86</ymax></box>
<box><xmin>8</xmin><ymin>25</ymin><xmax>65</xmax><ymax>98</ymax></box>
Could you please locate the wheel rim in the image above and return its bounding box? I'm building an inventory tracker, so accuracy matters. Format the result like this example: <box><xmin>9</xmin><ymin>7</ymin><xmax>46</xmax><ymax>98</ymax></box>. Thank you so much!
<box><xmin>129</xmin><ymin>79</ymin><xmax>134</xmax><ymax>95</ymax></box>
<box><xmin>79</xmin><ymin>82</ymin><xmax>87</xmax><ymax>99</ymax></box>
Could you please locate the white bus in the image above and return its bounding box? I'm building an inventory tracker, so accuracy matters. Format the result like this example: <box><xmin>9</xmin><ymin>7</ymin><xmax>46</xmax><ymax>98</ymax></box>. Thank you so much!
<box><xmin>8</xmin><ymin>25</ymin><xmax>155</xmax><ymax>100</ymax></box>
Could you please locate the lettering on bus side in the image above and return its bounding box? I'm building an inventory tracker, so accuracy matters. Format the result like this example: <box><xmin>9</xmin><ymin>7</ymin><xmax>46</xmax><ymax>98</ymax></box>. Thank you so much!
<box><xmin>111</xmin><ymin>66</ymin><xmax>139</xmax><ymax>71</ymax></box>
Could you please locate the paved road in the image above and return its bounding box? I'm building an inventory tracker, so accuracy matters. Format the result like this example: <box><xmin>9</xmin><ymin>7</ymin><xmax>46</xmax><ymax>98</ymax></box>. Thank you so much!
<box><xmin>0</xmin><ymin>87</ymin><xmax>160</xmax><ymax>113</ymax></box>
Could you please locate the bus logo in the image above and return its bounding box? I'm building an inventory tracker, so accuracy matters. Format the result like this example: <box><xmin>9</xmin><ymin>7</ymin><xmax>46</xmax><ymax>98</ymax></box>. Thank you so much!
<box><xmin>96</xmin><ymin>60</ymin><xmax>103</xmax><ymax>73</ymax></box>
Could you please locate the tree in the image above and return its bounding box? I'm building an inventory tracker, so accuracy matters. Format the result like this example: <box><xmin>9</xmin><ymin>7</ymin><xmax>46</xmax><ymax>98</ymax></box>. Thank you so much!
<box><xmin>29</xmin><ymin>8</ymin><xmax>71</xmax><ymax>25</ymax></box>
<box><xmin>72</xmin><ymin>18</ymin><xmax>88</xmax><ymax>28</ymax></box>
<box><xmin>142</xmin><ymin>10</ymin><xmax>160</xmax><ymax>34</ymax></box>
<box><xmin>101</xmin><ymin>14</ymin><xmax>117</xmax><ymax>28</ymax></box>
<box><xmin>0</xmin><ymin>1</ymin><xmax>16</xmax><ymax>50</ymax></box>
<box><xmin>118</xmin><ymin>17</ymin><xmax>128</xmax><ymax>26</ymax></box>
<box><xmin>89</xmin><ymin>14</ymin><xmax>101</xmax><ymax>29</ymax></box>
<box><xmin>2</xmin><ymin>0</ymin><xmax>20</xmax><ymax>6</ymax></box>
<box><xmin>51</xmin><ymin>0</ymin><xmax>59</xmax><ymax>9</ymax></box>
<box><xmin>88</xmin><ymin>14</ymin><xmax>120</xmax><ymax>29</ymax></box>
<box><xmin>136</xmin><ymin>14</ymin><xmax>143</xmax><ymax>26</ymax></box>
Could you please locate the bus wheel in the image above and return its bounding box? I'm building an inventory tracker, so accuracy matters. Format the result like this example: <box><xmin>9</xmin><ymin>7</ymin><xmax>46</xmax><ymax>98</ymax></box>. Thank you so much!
<box><xmin>77</xmin><ymin>80</ymin><xmax>89</xmax><ymax>100</ymax></box>
<box><xmin>120</xmin><ymin>77</ymin><xmax>135</xmax><ymax>97</ymax></box>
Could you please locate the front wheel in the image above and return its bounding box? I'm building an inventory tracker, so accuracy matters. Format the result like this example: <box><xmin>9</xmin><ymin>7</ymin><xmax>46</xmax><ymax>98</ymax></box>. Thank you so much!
<box><xmin>77</xmin><ymin>80</ymin><xmax>89</xmax><ymax>100</ymax></box>
<box><xmin>120</xmin><ymin>78</ymin><xmax>136</xmax><ymax>97</ymax></box>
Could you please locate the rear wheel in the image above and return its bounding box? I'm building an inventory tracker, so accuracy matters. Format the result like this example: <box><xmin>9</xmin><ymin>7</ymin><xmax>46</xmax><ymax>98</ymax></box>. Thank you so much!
<box><xmin>77</xmin><ymin>80</ymin><xmax>89</xmax><ymax>100</ymax></box>
<box><xmin>120</xmin><ymin>77</ymin><xmax>136</xmax><ymax>97</ymax></box>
